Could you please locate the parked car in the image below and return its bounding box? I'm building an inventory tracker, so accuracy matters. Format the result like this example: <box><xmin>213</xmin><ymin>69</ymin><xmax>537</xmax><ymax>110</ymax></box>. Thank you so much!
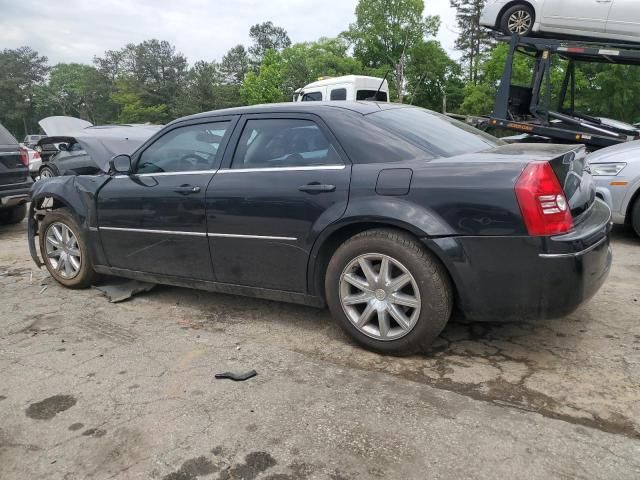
<box><xmin>22</xmin><ymin>134</ymin><xmax>46</xmax><ymax>149</ymax></box>
<box><xmin>0</xmin><ymin>123</ymin><xmax>32</xmax><ymax>225</ymax></box>
<box><xmin>37</xmin><ymin>124</ymin><xmax>163</xmax><ymax>178</ymax></box>
<box><xmin>27</xmin><ymin>102</ymin><xmax>612</xmax><ymax>355</ymax></box>
<box><xmin>590</xmin><ymin>140</ymin><xmax>640</xmax><ymax>236</ymax></box>
<box><xmin>480</xmin><ymin>0</ymin><xmax>640</xmax><ymax>43</ymax></box>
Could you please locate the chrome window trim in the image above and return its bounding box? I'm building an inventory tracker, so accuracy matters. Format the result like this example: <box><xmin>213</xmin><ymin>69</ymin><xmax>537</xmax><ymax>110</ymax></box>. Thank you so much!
<box><xmin>207</xmin><ymin>233</ymin><xmax>297</xmax><ymax>241</ymax></box>
<box><xmin>98</xmin><ymin>226</ymin><xmax>297</xmax><ymax>241</ymax></box>
<box><xmin>218</xmin><ymin>165</ymin><xmax>345</xmax><ymax>174</ymax></box>
<box><xmin>114</xmin><ymin>170</ymin><xmax>216</xmax><ymax>179</ymax></box>
<box><xmin>538</xmin><ymin>236</ymin><xmax>608</xmax><ymax>259</ymax></box>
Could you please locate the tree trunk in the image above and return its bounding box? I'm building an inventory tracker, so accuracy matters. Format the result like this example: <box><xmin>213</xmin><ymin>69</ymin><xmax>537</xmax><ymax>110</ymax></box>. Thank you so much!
<box><xmin>395</xmin><ymin>61</ymin><xmax>404</xmax><ymax>104</ymax></box>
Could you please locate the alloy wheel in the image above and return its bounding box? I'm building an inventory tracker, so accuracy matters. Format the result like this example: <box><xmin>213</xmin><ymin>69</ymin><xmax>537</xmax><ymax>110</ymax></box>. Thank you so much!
<box><xmin>508</xmin><ymin>10</ymin><xmax>533</xmax><ymax>35</ymax></box>
<box><xmin>40</xmin><ymin>168</ymin><xmax>54</xmax><ymax>179</ymax></box>
<box><xmin>339</xmin><ymin>253</ymin><xmax>421</xmax><ymax>341</ymax></box>
<box><xmin>45</xmin><ymin>222</ymin><xmax>82</xmax><ymax>279</ymax></box>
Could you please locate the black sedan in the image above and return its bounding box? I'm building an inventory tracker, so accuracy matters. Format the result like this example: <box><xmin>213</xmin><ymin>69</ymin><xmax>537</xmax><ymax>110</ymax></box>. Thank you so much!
<box><xmin>27</xmin><ymin>102</ymin><xmax>612</xmax><ymax>355</ymax></box>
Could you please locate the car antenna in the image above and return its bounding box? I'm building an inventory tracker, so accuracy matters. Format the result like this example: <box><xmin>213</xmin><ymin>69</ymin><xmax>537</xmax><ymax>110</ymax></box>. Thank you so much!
<box><xmin>368</xmin><ymin>70</ymin><xmax>390</xmax><ymax>102</ymax></box>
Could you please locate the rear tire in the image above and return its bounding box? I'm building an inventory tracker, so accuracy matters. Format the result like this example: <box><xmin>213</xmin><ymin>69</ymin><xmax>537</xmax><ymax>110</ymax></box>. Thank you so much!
<box><xmin>0</xmin><ymin>204</ymin><xmax>27</xmax><ymax>225</ymax></box>
<box><xmin>500</xmin><ymin>4</ymin><xmax>535</xmax><ymax>36</ymax></box>
<box><xmin>38</xmin><ymin>208</ymin><xmax>96</xmax><ymax>289</ymax></box>
<box><xmin>632</xmin><ymin>197</ymin><xmax>640</xmax><ymax>238</ymax></box>
<box><xmin>325</xmin><ymin>228</ymin><xmax>453</xmax><ymax>356</ymax></box>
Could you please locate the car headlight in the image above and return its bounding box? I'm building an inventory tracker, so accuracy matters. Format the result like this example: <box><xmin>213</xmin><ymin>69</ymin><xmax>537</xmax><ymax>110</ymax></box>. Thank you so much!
<box><xmin>590</xmin><ymin>163</ymin><xmax>627</xmax><ymax>176</ymax></box>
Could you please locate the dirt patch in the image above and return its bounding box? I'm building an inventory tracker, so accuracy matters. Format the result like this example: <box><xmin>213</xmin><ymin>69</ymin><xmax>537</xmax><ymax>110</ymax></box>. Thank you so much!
<box><xmin>25</xmin><ymin>395</ymin><xmax>77</xmax><ymax>420</ymax></box>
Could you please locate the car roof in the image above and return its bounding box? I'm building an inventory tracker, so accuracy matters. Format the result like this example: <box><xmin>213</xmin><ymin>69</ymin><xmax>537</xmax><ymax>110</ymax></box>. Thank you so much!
<box><xmin>173</xmin><ymin>101</ymin><xmax>410</xmax><ymax>124</ymax></box>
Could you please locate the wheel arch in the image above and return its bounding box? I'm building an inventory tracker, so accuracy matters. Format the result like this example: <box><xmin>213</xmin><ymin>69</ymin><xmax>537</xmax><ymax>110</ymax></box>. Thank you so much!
<box><xmin>497</xmin><ymin>1</ymin><xmax>537</xmax><ymax>29</ymax></box>
<box><xmin>307</xmin><ymin>220</ymin><xmax>461</xmax><ymax>308</ymax></box>
<box><xmin>624</xmin><ymin>184</ymin><xmax>640</xmax><ymax>225</ymax></box>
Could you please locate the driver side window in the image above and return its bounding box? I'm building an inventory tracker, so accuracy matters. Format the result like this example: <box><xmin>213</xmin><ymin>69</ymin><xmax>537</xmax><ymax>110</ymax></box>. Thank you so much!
<box><xmin>136</xmin><ymin>121</ymin><xmax>230</xmax><ymax>174</ymax></box>
<box><xmin>231</xmin><ymin>118</ymin><xmax>341</xmax><ymax>169</ymax></box>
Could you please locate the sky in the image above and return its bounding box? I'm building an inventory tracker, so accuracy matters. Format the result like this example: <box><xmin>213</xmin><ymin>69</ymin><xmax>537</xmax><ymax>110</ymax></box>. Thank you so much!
<box><xmin>0</xmin><ymin>0</ymin><xmax>460</xmax><ymax>65</ymax></box>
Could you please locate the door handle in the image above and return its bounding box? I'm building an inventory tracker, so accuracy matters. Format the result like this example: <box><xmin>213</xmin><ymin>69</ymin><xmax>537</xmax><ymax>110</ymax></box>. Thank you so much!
<box><xmin>298</xmin><ymin>182</ymin><xmax>336</xmax><ymax>194</ymax></box>
<box><xmin>174</xmin><ymin>185</ymin><xmax>201</xmax><ymax>194</ymax></box>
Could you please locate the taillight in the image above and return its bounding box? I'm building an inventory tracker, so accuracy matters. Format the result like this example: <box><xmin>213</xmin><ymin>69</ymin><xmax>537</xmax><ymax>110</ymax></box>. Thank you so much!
<box><xmin>19</xmin><ymin>147</ymin><xmax>29</xmax><ymax>167</ymax></box>
<box><xmin>515</xmin><ymin>161</ymin><xmax>573</xmax><ymax>236</ymax></box>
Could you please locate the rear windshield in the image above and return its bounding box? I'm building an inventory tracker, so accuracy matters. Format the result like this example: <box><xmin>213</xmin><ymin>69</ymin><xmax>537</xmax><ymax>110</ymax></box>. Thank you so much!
<box><xmin>0</xmin><ymin>124</ymin><xmax>18</xmax><ymax>146</ymax></box>
<box><xmin>357</xmin><ymin>90</ymin><xmax>388</xmax><ymax>101</ymax></box>
<box><xmin>366</xmin><ymin>107</ymin><xmax>503</xmax><ymax>157</ymax></box>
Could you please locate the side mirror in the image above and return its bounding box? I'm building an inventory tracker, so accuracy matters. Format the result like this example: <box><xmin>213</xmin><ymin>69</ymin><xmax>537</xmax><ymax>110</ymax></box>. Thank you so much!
<box><xmin>110</xmin><ymin>154</ymin><xmax>132</xmax><ymax>174</ymax></box>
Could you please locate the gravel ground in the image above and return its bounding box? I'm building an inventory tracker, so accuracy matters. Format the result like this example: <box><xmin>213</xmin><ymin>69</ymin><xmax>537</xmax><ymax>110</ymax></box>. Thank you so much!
<box><xmin>1</xmin><ymin>219</ymin><xmax>639</xmax><ymax>479</ymax></box>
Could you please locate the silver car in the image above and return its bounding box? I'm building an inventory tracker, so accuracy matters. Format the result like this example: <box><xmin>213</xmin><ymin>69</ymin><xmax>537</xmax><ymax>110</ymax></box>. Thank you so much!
<box><xmin>590</xmin><ymin>140</ymin><xmax>640</xmax><ymax>237</ymax></box>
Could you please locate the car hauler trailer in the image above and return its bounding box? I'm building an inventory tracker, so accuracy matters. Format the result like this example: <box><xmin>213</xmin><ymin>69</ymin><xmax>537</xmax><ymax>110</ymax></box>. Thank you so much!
<box><xmin>490</xmin><ymin>34</ymin><xmax>640</xmax><ymax>150</ymax></box>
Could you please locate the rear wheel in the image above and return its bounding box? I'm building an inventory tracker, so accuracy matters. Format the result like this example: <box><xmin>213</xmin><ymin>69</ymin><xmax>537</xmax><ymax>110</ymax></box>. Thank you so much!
<box><xmin>38</xmin><ymin>208</ymin><xmax>96</xmax><ymax>288</ymax></box>
<box><xmin>39</xmin><ymin>165</ymin><xmax>58</xmax><ymax>179</ymax></box>
<box><xmin>500</xmin><ymin>4</ymin><xmax>535</xmax><ymax>36</ymax></box>
<box><xmin>325</xmin><ymin>229</ymin><xmax>453</xmax><ymax>356</ymax></box>
<box><xmin>0</xmin><ymin>204</ymin><xmax>27</xmax><ymax>225</ymax></box>
<box><xmin>632</xmin><ymin>197</ymin><xmax>640</xmax><ymax>238</ymax></box>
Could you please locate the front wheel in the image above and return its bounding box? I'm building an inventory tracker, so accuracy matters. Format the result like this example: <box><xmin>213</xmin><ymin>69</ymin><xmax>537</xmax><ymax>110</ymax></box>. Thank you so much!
<box><xmin>325</xmin><ymin>229</ymin><xmax>453</xmax><ymax>356</ymax></box>
<box><xmin>39</xmin><ymin>165</ymin><xmax>58</xmax><ymax>179</ymax></box>
<box><xmin>500</xmin><ymin>4</ymin><xmax>535</xmax><ymax>36</ymax></box>
<box><xmin>38</xmin><ymin>208</ymin><xmax>96</xmax><ymax>288</ymax></box>
<box><xmin>631</xmin><ymin>197</ymin><xmax>640</xmax><ymax>238</ymax></box>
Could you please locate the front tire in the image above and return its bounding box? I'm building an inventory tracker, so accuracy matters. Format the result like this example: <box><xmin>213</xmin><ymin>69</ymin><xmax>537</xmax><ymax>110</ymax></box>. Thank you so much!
<box><xmin>39</xmin><ymin>165</ymin><xmax>58</xmax><ymax>179</ymax></box>
<box><xmin>500</xmin><ymin>4</ymin><xmax>535</xmax><ymax>37</ymax></box>
<box><xmin>325</xmin><ymin>229</ymin><xmax>453</xmax><ymax>356</ymax></box>
<box><xmin>631</xmin><ymin>197</ymin><xmax>640</xmax><ymax>238</ymax></box>
<box><xmin>38</xmin><ymin>208</ymin><xmax>96</xmax><ymax>288</ymax></box>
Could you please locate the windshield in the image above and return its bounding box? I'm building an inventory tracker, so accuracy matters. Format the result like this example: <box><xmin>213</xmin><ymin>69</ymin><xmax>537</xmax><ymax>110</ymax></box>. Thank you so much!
<box><xmin>366</xmin><ymin>107</ymin><xmax>503</xmax><ymax>157</ymax></box>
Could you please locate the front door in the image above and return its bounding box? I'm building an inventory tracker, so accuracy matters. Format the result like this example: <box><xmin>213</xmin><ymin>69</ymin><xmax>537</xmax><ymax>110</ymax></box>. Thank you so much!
<box><xmin>541</xmin><ymin>0</ymin><xmax>613</xmax><ymax>33</ymax></box>
<box><xmin>205</xmin><ymin>114</ymin><xmax>351</xmax><ymax>293</ymax></box>
<box><xmin>606</xmin><ymin>0</ymin><xmax>640</xmax><ymax>38</ymax></box>
<box><xmin>96</xmin><ymin>118</ymin><xmax>235</xmax><ymax>280</ymax></box>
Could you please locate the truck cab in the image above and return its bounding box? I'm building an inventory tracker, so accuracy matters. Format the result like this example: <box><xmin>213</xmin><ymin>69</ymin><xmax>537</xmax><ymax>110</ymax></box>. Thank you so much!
<box><xmin>294</xmin><ymin>75</ymin><xmax>389</xmax><ymax>103</ymax></box>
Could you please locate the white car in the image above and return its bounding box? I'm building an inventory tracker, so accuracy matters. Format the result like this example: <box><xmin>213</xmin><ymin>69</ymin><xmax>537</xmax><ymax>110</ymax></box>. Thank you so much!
<box><xmin>480</xmin><ymin>0</ymin><xmax>640</xmax><ymax>43</ymax></box>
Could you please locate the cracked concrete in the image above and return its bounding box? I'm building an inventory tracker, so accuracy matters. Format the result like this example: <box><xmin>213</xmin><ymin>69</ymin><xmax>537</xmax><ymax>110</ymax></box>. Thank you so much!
<box><xmin>1</xmin><ymin>220</ymin><xmax>639</xmax><ymax>479</ymax></box>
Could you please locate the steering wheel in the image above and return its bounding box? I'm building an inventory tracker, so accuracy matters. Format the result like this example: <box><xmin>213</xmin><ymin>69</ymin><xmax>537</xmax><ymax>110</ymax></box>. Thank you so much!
<box><xmin>178</xmin><ymin>154</ymin><xmax>207</xmax><ymax>171</ymax></box>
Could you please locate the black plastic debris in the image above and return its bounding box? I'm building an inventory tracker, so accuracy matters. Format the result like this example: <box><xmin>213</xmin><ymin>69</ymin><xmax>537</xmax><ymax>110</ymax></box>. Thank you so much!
<box><xmin>93</xmin><ymin>279</ymin><xmax>155</xmax><ymax>303</ymax></box>
<box><xmin>214</xmin><ymin>370</ymin><xmax>257</xmax><ymax>381</ymax></box>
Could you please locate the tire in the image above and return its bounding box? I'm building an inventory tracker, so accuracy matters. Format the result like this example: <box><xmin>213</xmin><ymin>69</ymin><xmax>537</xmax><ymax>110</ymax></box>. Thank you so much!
<box><xmin>325</xmin><ymin>229</ymin><xmax>453</xmax><ymax>356</ymax></box>
<box><xmin>38</xmin><ymin>208</ymin><xmax>96</xmax><ymax>288</ymax></box>
<box><xmin>0</xmin><ymin>204</ymin><xmax>27</xmax><ymax>225</ymax></box>
<box><xmin>632</xmin><ymin>197</ymin><xmax>640</xmax><ymax>238</ymax></box>
<box><xmin>39</xmin><ymin>165</ymin><xmax>58</xmax><ymax>179</ymax></box>
<box><xmin>500</xmin><ymin>4</ymin><xmax>535</xmax><ymax>37</ymax></box>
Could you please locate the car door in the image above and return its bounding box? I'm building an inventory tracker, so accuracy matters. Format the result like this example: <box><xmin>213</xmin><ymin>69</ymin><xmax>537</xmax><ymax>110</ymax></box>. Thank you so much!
<box><xmin>205</xmin><ymin>113</ymin><xmax>351</xmax><ymax>293</ymax></box>
<box><xmin>96</xmin><ymin>117</ymin><xmax>236</xmax><ymax>280</ymax></box>
<box><xmin>541</xmin><ymin>0</ymin><xmax>613</xmax><ymax>33</ymax></box>
<box><xmin>606</xmin><ymin>0</ymin><xmax>640</xmax><ymax>38</ymax></box>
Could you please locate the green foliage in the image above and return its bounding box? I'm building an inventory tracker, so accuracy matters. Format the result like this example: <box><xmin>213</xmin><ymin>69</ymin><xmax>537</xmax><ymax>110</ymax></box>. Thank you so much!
<box><xmin>450</xmin><ymin>0</ymin><xmax>494</xmax><ymax>84</ymax></box>
<box><xmin>344</xmin><ymin>0</ymin><xmax>440</xmax><ymax>102</ymax></box>
<box><xmin>248</xmin><ymin>21</ymin><xmax>292</xmax><ymax>63</ymax></box>
<box><xmin>240</xmin><ymin>50</ymin><xmax>286</xmax><ymax>105</ymax></box>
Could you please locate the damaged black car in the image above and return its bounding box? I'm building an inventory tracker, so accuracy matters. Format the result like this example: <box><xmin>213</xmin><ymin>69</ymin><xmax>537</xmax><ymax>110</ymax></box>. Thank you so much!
<box><xmin>28</xmin><ymin>102</ymin><xmax>612</xmax><ymax>355</ymax></box>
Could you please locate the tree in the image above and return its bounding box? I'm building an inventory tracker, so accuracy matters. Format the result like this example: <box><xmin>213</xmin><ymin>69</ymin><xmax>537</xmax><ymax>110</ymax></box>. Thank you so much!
<box><xmin>406</xmin><ymin>40</ymin><xmax>464</xmax><ymax>112</ymax></box>
<box><xmin>0</xmin><ymin>46</ymin><xmax>49</xmax><ymax>137</ymax></box>
<box><xmin>240</xmin><ymin>50</ymin><xmax>286</xmax><ymax>105</ymax></box>
<box><xmin>344</xmin><ymin>0</ymin><xmax>440</xmax><ymax>103</ymax></box>
<box><xmin>248</xmin><ymin>21</ymin><xmax>292</xmax><ymax>63</ymax></box>
<box><xmin>450</xmin><ymin>0</ymin><xmax>494</xmax><ymax>84</ymax></box>
<box><xmin>221</xmin><ymin>45</ymin><xmax>250</xmax><ymax>84</ymax></box>
<box><xmin>176</xmin><ymin>61</ymin><xmax>243</xmax><ymax>116</ymax></box>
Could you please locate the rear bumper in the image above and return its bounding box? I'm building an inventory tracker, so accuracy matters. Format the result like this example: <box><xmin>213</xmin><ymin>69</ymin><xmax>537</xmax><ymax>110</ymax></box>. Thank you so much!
<box><xmin>0</xmin><ymin>179</ymin><xmax>32</xmax><ymax>209</ymax></box>
<box><xmin>428</xmin><ymin>199</ymin><xmax>612</xmax><ymax>322</ymax></box>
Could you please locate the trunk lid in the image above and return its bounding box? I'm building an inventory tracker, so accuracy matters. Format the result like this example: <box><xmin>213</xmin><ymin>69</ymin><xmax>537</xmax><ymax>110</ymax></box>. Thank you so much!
<box><xmin>0</xmin><ymin>124</ymin><xmax>28</xmax><ymax>185</ymax></box>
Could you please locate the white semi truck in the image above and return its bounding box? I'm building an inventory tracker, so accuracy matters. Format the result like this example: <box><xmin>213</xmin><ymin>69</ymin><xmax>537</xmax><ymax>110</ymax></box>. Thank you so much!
<box><xmin>293</xmin><ymin>75</ymin><xmax>390</xmax><ymax>102</ymax></box>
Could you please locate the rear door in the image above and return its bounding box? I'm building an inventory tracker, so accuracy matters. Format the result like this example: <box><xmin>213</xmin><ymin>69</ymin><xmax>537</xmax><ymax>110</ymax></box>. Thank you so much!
<box><xmin>606</xmin><ymin>0</ymin><xmax>640</xmax><ymax>38</ymax></box>
<box><xmin>0</xmin><ymin>124</ymin><xmax>27</xmax><ymax>186</ymax></box>
<box><xmin>205</xmin><ymin>113</ymin><xmax>351</xmax><ymax>293</ymax></box>
<box><xmin>541</xmin><ymin>0</ymin><xmax>613</xmax><ymax>33</ymax></box>
<box><xmin>96</xmin><ymin>117</ymin><xmax>236</xmax><ymax>280</ymax></box>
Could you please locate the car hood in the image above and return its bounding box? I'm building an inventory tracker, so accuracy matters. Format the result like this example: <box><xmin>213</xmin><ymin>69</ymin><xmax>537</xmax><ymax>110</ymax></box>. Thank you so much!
<box><xmin>39</xmin><ymin>116</ymin><xmax>93</xmax><ymax>136</ymax></box>
<box><xmin>587</xmin><ymin>139</ymin><xmax>640</xmax><ymax>164</ymax></box>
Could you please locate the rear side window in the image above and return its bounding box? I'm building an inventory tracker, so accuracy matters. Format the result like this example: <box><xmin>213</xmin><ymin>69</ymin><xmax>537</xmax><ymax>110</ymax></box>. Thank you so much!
<box><xmin>367</xmin><ymin>107</ymin><xmax>503</xmax><ymax>157</ymax></box>
<box><xmin>0</xmin><ymin>124</ymin><xmax>18</xmax><ymax>146</ymax></box>
<box><xmin>330</xmin><ymin>88</ymin><xmax>347</xmax><ymax>101</ymax></box>
<box><xmin>231</xmin><ymin>119</ymin><xmax>342</xmax><ymax>169</ymax></box>
<box><xmin>301</xmin><ymin>92</ymin><xmax>322</xmax><ymax>102</ymax></box>
<box><xmin>357</xmin><ymin>90</ymin><xmax>388</xmax><ymax>101</ymax></box>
